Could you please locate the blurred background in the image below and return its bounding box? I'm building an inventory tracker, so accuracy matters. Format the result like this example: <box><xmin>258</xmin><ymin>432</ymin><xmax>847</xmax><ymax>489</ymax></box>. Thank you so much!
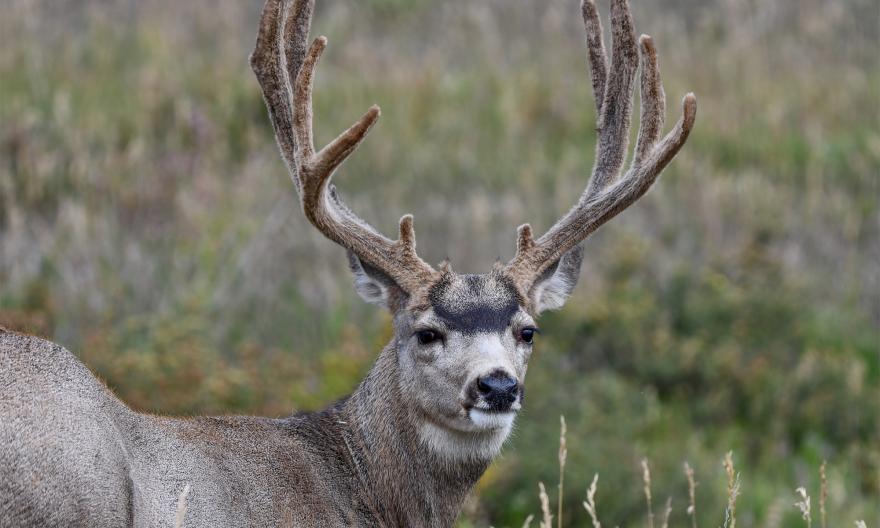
<box><xmin>1</xmin><ymin>0</ymin><xmax>877</xmax><ymax>525</ymax></box>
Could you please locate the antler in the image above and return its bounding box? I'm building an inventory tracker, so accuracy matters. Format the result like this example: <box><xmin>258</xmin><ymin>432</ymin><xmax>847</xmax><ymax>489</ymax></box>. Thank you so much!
<box><xmin>250</xmin><ymin>0</ymin><xmax>435</xmax><ymax>293</ymax></box>
<box><xmin>504</xmin><ymin>0</ymin><xmax>697</xmax><ymax>293</ymax></box>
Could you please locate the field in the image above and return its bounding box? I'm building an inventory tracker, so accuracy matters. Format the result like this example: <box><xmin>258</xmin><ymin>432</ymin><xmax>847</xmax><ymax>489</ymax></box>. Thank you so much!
<box><xmin>0</xmin><ymin>0</ymin><xmax>877</xmax><ymax>526</ymax></box>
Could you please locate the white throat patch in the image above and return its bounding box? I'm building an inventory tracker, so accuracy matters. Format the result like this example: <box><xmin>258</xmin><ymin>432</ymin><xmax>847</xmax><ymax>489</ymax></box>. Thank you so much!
<box><xmin>418</xmin><ymin>417</ymin><xmax>515</xmax><ymax>462</ymax></box>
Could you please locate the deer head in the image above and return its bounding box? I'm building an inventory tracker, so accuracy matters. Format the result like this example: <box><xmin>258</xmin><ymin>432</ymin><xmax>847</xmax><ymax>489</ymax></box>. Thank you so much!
<box><xmin>250</xmin><ymin>0</ymin><xmax>696</xmax><ymax>461</ymax></box>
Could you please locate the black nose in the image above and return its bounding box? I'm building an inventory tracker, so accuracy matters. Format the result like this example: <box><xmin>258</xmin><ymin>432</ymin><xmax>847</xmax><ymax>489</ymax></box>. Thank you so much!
<box><xmin>476</xmin><ymin>372</ymin><xmax>519</xmax><ymax>411</ymax></box>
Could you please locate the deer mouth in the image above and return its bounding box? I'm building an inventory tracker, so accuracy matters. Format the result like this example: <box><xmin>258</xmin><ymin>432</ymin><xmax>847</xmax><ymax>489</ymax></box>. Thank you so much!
<box><xmin>468</xmin><ymin>400</ymin><xmax>522</xmax><ymax>414</ymax></box>
<box><xmin>468</xmin><ymin>406</ymin><xmax>518</xmax><ymax>431</ymax></box>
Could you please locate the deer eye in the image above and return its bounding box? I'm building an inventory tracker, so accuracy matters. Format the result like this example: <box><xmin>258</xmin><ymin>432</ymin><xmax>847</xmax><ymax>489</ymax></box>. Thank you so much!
<box><xmin>520</xmin><ymin>327</ymin><xmax>538</xmax><ymax>344</ymax></box>
<box><xmin>416</xmin><ymin>330</ymin><xmax>441</xmax><ymax>345</ymax></box>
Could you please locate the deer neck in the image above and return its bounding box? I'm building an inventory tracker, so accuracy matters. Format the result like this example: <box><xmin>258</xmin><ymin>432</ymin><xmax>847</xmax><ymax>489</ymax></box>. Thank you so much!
<box><xmin>340</xmin><ymin>340</ymin><xmax>489</xmax><ymax>526</ymax></box>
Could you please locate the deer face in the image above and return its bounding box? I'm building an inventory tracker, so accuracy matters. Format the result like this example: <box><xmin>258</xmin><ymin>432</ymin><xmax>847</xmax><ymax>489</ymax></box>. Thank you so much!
<box><xmin>349</xmin><ymin>249</ymin><xmax>584</xmax><ymax>460</ymax></box>
<box><xmin>403</xmin><ymin>273</ymin><xmax>529</xmax><ymax>444</ymax></box>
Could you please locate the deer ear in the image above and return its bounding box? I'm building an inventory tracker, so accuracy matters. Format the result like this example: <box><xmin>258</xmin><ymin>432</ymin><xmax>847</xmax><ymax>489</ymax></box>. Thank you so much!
<box><xmin>347</xmin><ymin>251</ymin><xmax>406</xmax><ymax>309</ymax></box>
<box><xmin>529</xmin><ymin>244</ymin><xmax>584</xmax><ymax>314</ymax></box>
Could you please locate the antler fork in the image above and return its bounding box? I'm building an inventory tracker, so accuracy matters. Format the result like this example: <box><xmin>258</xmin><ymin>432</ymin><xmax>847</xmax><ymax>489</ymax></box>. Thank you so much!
<box><xmin>504</xmin><ymin>0</ymin><xmax>697</xmax><ymax>295</ymax></box>
<box><xmin>250</xmin><ymin>0</ymin><xmax>436</xmax><ymax>293</ymax></box>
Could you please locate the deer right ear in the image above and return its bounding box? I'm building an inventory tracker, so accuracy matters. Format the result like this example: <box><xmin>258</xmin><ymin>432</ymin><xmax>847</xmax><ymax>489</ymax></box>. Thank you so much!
<box><xmin>528</xmin><ymin>244</ymin><xmax>584</xmax><ymax>314</ymax></box>
<box><xmin>347</xmin><ymin>252</ymin><xmax>406</xmax><ymax>309</ymax></box>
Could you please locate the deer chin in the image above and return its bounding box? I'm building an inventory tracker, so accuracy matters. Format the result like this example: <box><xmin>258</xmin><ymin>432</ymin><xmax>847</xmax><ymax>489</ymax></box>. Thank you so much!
<box><xmin>416</xmin><ymin>409</ymin><xmax>516</xmax><ymax>461</ymax></box>
<box><xmin>468</xmin><ymin>408</ymin><xmax>517</xmax><ymax>431</ymax></box>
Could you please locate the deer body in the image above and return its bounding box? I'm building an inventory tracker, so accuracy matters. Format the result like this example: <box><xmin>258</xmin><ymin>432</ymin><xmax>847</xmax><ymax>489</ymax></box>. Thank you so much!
<box><xmin>1</xmin><ymin>0</ymin><xmax>695</xmax><ymax>526</ymax></box>
<box><xmin>1</xmin><ymin>327</ymin><xmax>485</xmax><ymax>526</ymax></box>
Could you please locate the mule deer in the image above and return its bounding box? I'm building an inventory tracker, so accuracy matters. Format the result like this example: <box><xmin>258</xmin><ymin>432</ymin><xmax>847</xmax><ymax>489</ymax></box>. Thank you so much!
<box><xmin>0</xmin><ymin>0</ymin><xmax>696</xmax><ymax>525</ymax></box>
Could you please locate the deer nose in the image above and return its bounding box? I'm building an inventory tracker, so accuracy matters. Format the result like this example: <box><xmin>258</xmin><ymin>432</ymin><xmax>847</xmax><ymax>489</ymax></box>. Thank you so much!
<box><xmin>476</xmin><ymin>372</ymin><xmax>519</xmax><ymax>411</ymax></box>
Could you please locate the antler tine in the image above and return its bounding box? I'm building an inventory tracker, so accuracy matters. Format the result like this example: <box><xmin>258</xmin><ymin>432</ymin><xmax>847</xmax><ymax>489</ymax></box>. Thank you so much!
<box><xmin>292</xmin><ymin>36</ymin><xmax>383</xmax><ymax>176</ymax></box>
<box><xmin>250</xmin><ymin>0</ymin><xmax>304</xmax><ymax>192</ymax></box>
<box><xmin>251</xmin><ymin>0</ymin><xmax>435</xmax><ymax>294</ymax></box>
<box><xmin>633</xmin><ymin>34</ymin><xmax>665</xmax><ymax>165</ymax></box>
<box><xmin>581</xmin><ymin>0</ymin><xmax>607</xmax><ymax>121</ymax></box>
<box><xmin>586</xmin><ymin>0</ymin><xmax>639</xmax><ymax>196</ymax></box>
<box><xmin>505</xmin><ymin>0</ymin><xmax>697</xmax><ymax>295</ymax></box>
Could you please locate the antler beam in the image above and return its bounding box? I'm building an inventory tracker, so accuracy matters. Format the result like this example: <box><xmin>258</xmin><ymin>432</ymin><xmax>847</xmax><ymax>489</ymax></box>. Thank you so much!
<box><xmin>250</xmin><ymin>0</ymin><xmax>435</xmax><ymax>293</ymax></box>
<box><xmin>505</xmin><ymin>0</ymin><xmax>696</xmax><ymax>293</ymax></box>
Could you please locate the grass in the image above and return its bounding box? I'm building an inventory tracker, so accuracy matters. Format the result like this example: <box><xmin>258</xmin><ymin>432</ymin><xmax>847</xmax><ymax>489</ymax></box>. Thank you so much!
<box><xmin>518</xmin><ymin>417</ymin><xmax>869</xmax><ymax>528</ymax></box>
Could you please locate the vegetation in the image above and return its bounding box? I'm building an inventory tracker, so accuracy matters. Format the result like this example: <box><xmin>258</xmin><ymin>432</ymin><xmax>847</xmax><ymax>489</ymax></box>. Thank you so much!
<box><xmin>511</xmin><ymin>420</ymin><xmax>866</xmax><ymax>528</ymax></box>
<box><xmin>1</xmin><ymin>0</ymin><xmax>876</xmax><ymax>526</ymax></box>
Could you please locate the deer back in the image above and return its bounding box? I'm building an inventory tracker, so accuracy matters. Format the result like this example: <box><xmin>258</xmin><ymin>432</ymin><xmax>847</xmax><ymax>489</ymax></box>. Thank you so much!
<box><xmin>0</xmin><ymin>330</ymin><xmax>376</xmax><ymax>526</ymax></box>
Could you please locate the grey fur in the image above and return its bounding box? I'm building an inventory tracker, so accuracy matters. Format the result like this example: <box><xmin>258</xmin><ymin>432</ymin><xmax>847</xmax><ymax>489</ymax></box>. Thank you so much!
<box><xmin>1</xmin><ymin>322</ymin><xmax>499</xmax><ymax>526</ymax></box>
<box><xmin>1</xmin><ymin>269</ymin><xmax>535</xmax><ymax>526</ymax></box>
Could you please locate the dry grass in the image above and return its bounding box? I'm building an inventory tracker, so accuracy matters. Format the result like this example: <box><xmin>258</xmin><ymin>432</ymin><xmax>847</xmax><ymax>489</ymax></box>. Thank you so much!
<box><xmin>660</xmin><ymin>498</ymin><xmax>672</xmax><ymax>528</ymax></box>
<box><xmin>818</xmin><ymin>462</ymin><xmax>827</xmax><ymax>528</ymax></box>
<box><xmin>642</xmin><ymin>459</ymin><xmax>655</xmax><ymax>528</ymax></box>
<box><xmin>526</xmin><ymin>417</ymin><xmax>870</xmax><ymax>528</ymax></box>
<box><xmin>794</xmin><ymin>487</ymin><xmax>811</xmax><ymax>528</ymax></box>
<box><xmin>538</xmin><ymin>482</ymin><xmax>552</xmax><ymax>528</ymax></box>
<box><xmin>722</xmin><ymin>452</ymin><xmax>740</xmax><ymax>528</ymax></box>
<box><xmin>684</xmin><ymin>462</ymin><xmax>697</xmax><ymax>528</ymax></box>
<box><xmin>582</xmin><ymin>475</ymin><xmax>600</xmax><ymax>528</ymax></box>
<box><xmin>558</xmin><ymin>416</ymin><xmax>567</xmax><ymax>528</ymax></box>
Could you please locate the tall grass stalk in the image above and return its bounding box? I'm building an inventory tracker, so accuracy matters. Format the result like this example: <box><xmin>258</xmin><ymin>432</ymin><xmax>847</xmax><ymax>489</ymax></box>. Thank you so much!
<box><xmin>660</xmin><ymin>497</ymin><xmax>672</xmax><ymax>528</ymax></box>
<box><xmin>684</xmin><ymin>461</ymin><xmax>698</xmax><ymax>528</ymax></box>
<box><xmin>642</xmin><ymin>459</ymin><xmax>655</xmax><ymax>528</ymax></box>
<box><xmin>819</xmin><ymin>461</ymin><xmax>827</xmax><ymax>528</ymax></box>
<box><xmin>533</xmin><ymin>448</ymin><xmax>865</xmax><ymax>528</ymax></box>
<box><xmin>795</xmin><ymin>487</ymin><xmax>812</xmax><ymax>528</ymax></box>
<box><xmin>557</xmin><ymin>416</ymin><xmax>566</xmax><ymax>528</ymax></box>
<box><xmin>582</xmin><ymin>474</ymin><xmax>601</xmax><ymax>528</ymax></box>
<box><xmin>722</xmin><ymin>452</ymin><xmax>740</xmax><ymax>528</ymax></box>
<box><xmin>538</xmin><ymin>482</ymin><xmax>552</xmax><ymax>528</ymax></box>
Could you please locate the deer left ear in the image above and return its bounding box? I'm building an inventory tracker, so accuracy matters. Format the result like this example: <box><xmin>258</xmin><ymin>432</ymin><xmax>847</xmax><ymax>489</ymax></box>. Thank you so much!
<box><xmin>529</xmin><ymin>244</ymin><xmax>584</xmax><ymax>314</ymax></box>
<box><xmin>347</xmin><ymin>251</ymin><xmax>407</xmax><ymax>309</ymax></box>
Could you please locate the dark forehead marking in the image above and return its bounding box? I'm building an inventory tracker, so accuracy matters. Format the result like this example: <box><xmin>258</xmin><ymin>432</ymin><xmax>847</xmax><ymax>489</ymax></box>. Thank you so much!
<box><xmin>428</xmin><ymin>273</ymin><xmax>521</xmax><ymax>334</ymax></box>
